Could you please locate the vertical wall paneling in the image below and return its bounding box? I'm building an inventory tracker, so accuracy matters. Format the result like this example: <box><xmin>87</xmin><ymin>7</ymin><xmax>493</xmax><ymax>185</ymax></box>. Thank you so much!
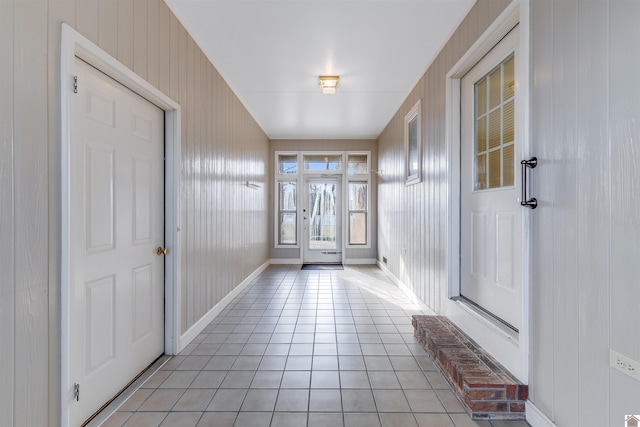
<box><xmin>529</xmin><ymin>0</ymin><xmax>640</xmax><ymax>423</ymax></box>
<box><xmin>377</xmin><ymin>0</ymin><xmax>511</xmax><ymax>316</ymax></box>
<box><xmin>529</xmin><ymin>0</ymin><xmax>555</xmax><ymax>416</ymax></box>
<box><xmin>116</xmin><ymin>0</ymin><xmax>133</xmax><ymax>69</ymax></box>
<box><xmin>551</xmin><ymin>1</ymin><xmax>580</xmax><ymax>425</ymax></box>
<box><xmin>609</xmin><ymin>0</ymin><xmax>640</xmax><ymax>421</ymax></box>
<box><xmin>576</xmin><ymin>1</ymin><xmax>610</xmax><ymax>424</ymax></box>
<box><xmin>132</xmin><ymin>0</ymin><xmax>147</xmax><ymax>79</ymax></box>
<box><xmin>157</xmin><ymin>2</ymin><xmax>170</xmax><ymax>95</ymax></box>
<box><xmin>14</xmin><ymin>0</ymin><xmax>50</xmax><ymax>424</ymax></box>
<box><xmin>76</xmin><ymin>0</ymin><xmax>99</xmax><ymax>44</ymax></box>
<box><xmin>0</xmin><ymin>0</ymin><xmax>15</xmax><ymax>424</ymax></box>
<box><xmin>98</xmin><ymin>0</ymin><xmax>118</xmax><ymax>58</ymax></box>
<box><xmin>0</xmin><ymin>0</ymin><xmax>270</xmax><ymax>423</ymax></box>
<box><xmin>147</xmin><ymin>0</ymin><xmax>159</xmax><ymax>88</ymax></box>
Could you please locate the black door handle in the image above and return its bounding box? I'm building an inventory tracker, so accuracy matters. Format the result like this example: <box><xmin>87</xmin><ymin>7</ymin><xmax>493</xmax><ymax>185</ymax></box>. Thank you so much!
<box><xmin>520</xmin><ymin>157</ymin><xmax>537</xmax><ymax>209</ymax></box>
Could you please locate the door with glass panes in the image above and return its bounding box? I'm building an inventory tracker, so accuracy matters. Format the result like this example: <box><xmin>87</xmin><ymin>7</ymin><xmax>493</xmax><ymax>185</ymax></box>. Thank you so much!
<box><xmin>303</xmin><ymin>177</ymin><xmax>342</xmax><ymax>263</ymax></box>
<box><xmin>460</xmin><ymin>26</ymin><xmax>522</xmax><ymax>330</ymax></box>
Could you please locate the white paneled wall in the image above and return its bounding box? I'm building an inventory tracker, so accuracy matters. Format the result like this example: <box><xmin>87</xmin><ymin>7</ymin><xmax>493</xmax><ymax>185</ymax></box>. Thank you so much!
<box><xmin>531</xmin><ymin>1</ymin><xmax>640</xmax><ymax>425</ymax></box>
<box><xmin>377</xmin><ymin>0</ymin><xmax>511</xmax><ymax>314</ymax></box>
<box><xmin>0</xmin><ymin>0</ymin><xmax>269</xmax><ymax>424</ymax></box>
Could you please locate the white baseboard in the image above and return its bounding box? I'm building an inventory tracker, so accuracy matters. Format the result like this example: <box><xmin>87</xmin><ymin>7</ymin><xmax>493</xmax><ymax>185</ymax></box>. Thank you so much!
<box><xmin>343</xmin><ymin>258</ymin><xmax>377</xmax><ymax>265</ymax></box>
<box><xmin>178</xmin><ymin>260</ymin><xmax>270</xmax><ymax>351</ymax></box>
<box><xmin>376</xmin><ymin>261</ymin><xmax>435</xmax><ymax>315</ymax></box>
<box><xmin>269</xmin><ymin>258</ymin><xmax>302</xmax><ymax>265</ymax></box>
<box><xmin>526</xmin><ymin>401</ymin><xmax>556</xmax><ymax>427</ymax></box>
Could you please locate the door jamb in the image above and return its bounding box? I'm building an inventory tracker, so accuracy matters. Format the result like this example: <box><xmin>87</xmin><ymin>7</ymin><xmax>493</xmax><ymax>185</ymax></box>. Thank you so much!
<box><xmin>444</xmin><ymin>0</ymin><xmax>531</xmax><ymax>382</ymax></box>
<box><xmin>60</xmin><ymin>24</ymin><xmax>182</xmax><ymax>427</ymax></box>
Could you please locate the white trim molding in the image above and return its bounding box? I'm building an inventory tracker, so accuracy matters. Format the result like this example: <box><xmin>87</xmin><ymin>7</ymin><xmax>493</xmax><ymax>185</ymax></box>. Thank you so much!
<box><xmin>178</xmin><ymin>261</ymin><xmax>270</xmax><ymax>350</ymax></box>
<box><xmin>443</xmin><ymin>0</ymin><xmax>530</xmax><ymax>382</ymax></box>
<box><xmin>60</xmin><ymin>23</ymin><xmax>181</xmax><ymax>427</ymax></box>
<box><xmin>526</xmin><ymin>401</ymin><xmax>557</xmax><ymax>427</ymax></box>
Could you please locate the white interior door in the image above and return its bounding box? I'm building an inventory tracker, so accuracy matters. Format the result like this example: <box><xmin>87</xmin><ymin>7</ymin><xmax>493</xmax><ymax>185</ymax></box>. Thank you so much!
<box><xmin>69</xmin><ymin>58</ymin><xmax>165</xmax><ymax>425</ymax></box>
<box><xmin>303</xmin><ymin>177</ymin><xmax>342</xmax><ymax>263</ymax></box>
<box><xmin>460</xmin><ymin>27</ymin><xmax>522</xmax><ymax>330</ymax></box>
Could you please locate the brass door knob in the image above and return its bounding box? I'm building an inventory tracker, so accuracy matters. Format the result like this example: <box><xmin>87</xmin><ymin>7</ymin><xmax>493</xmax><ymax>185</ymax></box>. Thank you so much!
<box><xmin>156</xmin><ymin>246</ymin><xmax>168</xmax><ymax>256</ymax></box>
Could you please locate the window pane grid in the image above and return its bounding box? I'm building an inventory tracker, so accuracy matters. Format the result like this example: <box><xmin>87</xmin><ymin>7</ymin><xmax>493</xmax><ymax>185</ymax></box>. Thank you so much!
<box><xmin>474</xmin><ymin>54</ymin><xmax>515</xmax><ymax>190</ymax></box>
<box><xmin>278</xmin><ymin>181</ymin><xmax>297</xmax><ymax>245</ymax></box>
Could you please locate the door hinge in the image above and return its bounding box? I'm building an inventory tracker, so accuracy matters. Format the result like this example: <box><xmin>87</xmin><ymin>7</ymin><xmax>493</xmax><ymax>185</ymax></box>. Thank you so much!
<box><xmin>73</xmin><ymin>76</ymin><xmax>78</xmax><ymax>94</ymax></box>
<box><xmin>73</xmin><ymin>383</ymin><xmax>80</xmax><ymax>401</ymax></box>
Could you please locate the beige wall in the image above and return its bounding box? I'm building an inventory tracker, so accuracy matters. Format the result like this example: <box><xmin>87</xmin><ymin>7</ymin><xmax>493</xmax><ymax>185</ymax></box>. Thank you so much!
<box><xmin>269</xmin><ymin>139</ymin><xmax>378</xmax><ymax>262</ymax></box>
<box><xmin>377</xmin><ymin>0</ymin><xmax>511</xmax><ymax>314</ymax></box>
<box><xmin>0</xmin><ymin>0</ymin><xmax>269</xmax><ymax>424</ymax></box>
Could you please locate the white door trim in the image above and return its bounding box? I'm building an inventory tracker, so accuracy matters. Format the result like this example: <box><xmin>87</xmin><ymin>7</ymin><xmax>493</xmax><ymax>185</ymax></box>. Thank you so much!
<box><xmin>444</xmin><ymin>0</ymin><xmax>531</xmax><ymax>382</ymax></box>
<box><xmin>60</xmin><ymin>24</ymin><xmax>182</xmax><ymax>427</ymax></box>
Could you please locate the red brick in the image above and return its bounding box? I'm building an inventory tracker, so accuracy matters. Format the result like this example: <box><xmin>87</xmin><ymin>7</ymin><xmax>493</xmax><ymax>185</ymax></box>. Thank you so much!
<box><xmin>518</xmin><ymin>384</ymin><xmax>529</xmax><ymax>400</ymax></box>
<box><xmin>466</xmin><ymin>389</ymin><xmax>506</xmax><ymax>401</ymax></box>
<box><xmin>468</xmin><ymin>401</ymin><xmax>509</xmax><ymax>412</ymax></box>
<box><xmin>505</xmin><ymin>383</ymin><xmax>517</xmax><ymax>399</ymax></box>
<box><xmin>463</xmin><ymin>374</ymin><xmax>504</xmax><ymax>389</ymax></box>
<box><xmin>510</xmin><ymin>402</ymin><xmax>526</xmax><ymax>412</ymax></box>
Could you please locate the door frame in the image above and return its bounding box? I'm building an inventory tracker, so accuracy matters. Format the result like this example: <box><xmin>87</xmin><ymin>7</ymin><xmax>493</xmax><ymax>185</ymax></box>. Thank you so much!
<box><xmin>443</xmin><ymin>0</ymin><xmax>531</xmax><ymax>382</ymax></box>
<box><xmin>303</xmin><ymin>175</ymin><xmax>343</xmax><ymax>264</ymax></box>
<box><xmin>60</xmin><ymin>24</ymin><xmax>181</xmax><ymax>426</ymax></box>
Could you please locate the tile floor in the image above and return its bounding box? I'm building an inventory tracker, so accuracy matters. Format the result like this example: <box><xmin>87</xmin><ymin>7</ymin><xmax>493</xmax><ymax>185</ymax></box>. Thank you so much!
<box><xmin>102</xmin><ymin>265</ymin><xmax>530</xmax><ymax>427</ymax></box>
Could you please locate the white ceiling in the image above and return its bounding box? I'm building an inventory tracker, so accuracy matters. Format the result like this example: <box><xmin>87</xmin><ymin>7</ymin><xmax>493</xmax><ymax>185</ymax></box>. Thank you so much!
<box><xmin>164</xmin><ymin>0</ymin><xmax>476</xmax><ymax>139</ymax></box>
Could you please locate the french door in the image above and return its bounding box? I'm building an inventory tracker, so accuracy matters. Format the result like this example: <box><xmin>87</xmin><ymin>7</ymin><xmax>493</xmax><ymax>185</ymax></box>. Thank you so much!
<box><xmin>303</xmin><ymin>177</ymin><xmax>342</xmax><ymax>263</ymax></box>
<box><xmin>460</xmin><ymin>27</ymin><xmax>522</xmax><ymax>330</ymax></box>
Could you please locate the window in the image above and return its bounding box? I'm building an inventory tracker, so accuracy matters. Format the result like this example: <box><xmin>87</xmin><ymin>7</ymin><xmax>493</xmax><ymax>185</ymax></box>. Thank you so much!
<box><xmin>474</xmin><ymin>54</ymin><xmax>515</xmax><ymax>190</ymax></box>
<box><xmin>405</xmin><ymin>100</ymin><xmax>422</xmax><ymax>184</ymax></box>
<box><xmin>304</xmin><ymin>154</ymin><xmax>342</xmax><ymax>171</ymax></box>
<box><xmin>278</xmin><ymin>182</ymin><xmax>297</xmax><ymax>245</ymax></box>
<box><xmin>276</xmin><ymin>153</ymin><xmax>299</xmax><ymax>247</ymax></box>
<box><xmin>348</xmin><ymin>182</ymin><xmax>367</xmax><ymax>245</ymax></box>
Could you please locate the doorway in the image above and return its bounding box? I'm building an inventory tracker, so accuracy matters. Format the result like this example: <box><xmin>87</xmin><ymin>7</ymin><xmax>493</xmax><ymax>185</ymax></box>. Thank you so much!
<box><xmin>68</xmin><ymin>57</ymin><xmax>166</xmax><ymax>426</ymax></box>
<box><xmin>61</xmin><ymin>24</ymin><xmax>182</xmax><ymax>427</ymax></box>
<box><xmin>460</xmin><ymin>27</ymin><xmax>521</xmax><ymax>331</ymax></box>
<box><xmin>303</xmin><ymin>177</ymin><xmax>342</xmax><ymax>264</ymax></box>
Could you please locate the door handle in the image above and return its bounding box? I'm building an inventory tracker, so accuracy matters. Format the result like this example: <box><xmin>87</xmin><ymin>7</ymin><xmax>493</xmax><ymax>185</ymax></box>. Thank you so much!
<box><xmin>156</xmin><ymin>246</ymin><xmax>168</xmax><ymax>256</ymax></box>
<box><xmin>520</xmin><ymin>157</ymin><xmax>537</xmax><ymax>209</ymax></box>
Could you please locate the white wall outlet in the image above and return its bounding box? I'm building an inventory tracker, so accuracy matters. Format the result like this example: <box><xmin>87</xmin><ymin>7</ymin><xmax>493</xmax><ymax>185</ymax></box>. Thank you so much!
<box><xmin>610</xmin><ymin>349</ymin><xmax>640</xmax><ymax>382</ymax></box>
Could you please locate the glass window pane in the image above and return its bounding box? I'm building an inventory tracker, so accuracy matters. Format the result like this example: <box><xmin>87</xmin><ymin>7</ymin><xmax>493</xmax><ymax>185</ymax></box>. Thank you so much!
<box><xmin>477</xmin><ymin>79</ymin><xmax>487</xmax><ymax>116</ymax></box>
<box><xmin>488</xmin><ymin>149</ymin><xmax>501</xmax><ymax>188</ymax></box>
<box><xmin>278</xmin><ymin>154</ymin><xmax>297</xmax><ymax>174</ymax></box>
<box><xmin>489</xmin><ymin>109</ymin><xmax>501</xmax><ymax>149</ymax></box>
<box><xmin>349</xmin><ymin>183</ymin><xmax>367</xmax><ymax>211</ymax></box>
<box><xmin>348</xmin><ymin>154</ymin><xmax>368</xmax><ymax>175</ymax></box>
<box><xmin>475</xmin><ymin>153</ymin><xmax>487</xmax><ymax>190</ymax></box>
<box><xmin>489</xmin><ymin>67</ymin><xmax>502</xmax><ymax>109</ymax></box>
<box><xmin>349</xmin><ymin>213</ymin><xmax>367</xmax><ymax>245</ymax></box>
<box><xmin>503</xmin><ymin>55</ymin><xmax>515</xmax><ymax>100</ymax></box>
<box><xmin>308</xmin><ymin>183</ymin><xmax>337</xmax><ymax>250</ymax></box>
<box><xmin>279</xmin><ymin>182</ymin><xmax>296</xmax><ymax>210</ymax></box>
<box><xmin>503</xmin><ymin>100</ymin><xmax>514</xmax><ymax>144</ymax></box>
<box><xmin>477</xmin><ymin>116</ymin><xmax>487</xmax><ymax>153</ymax></box>
<box><xmin>408</xmin><ymin>116</ymin><xmax>419</xmax><ymax>176</ymax></box>
<box><xmin>304</xmin><ymin>155</ymin><xmax>342</xmax><ymax>171</ymax></box>
<box><xmin>279</xmin><ymin>213</ymin><xmax>297</xmax><ymax>245</ymax></box>
<box><xmin>503</xmin><ymin>144</ymin><xmax>514</xmax><ymax>186</ymax></box>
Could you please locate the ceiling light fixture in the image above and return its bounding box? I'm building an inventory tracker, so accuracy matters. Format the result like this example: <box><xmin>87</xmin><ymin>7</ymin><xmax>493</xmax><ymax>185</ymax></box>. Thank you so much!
<box><xmin>319</xmin><ymin>75</ymin><xmax>340</xmax><ymax>94</ymax></box>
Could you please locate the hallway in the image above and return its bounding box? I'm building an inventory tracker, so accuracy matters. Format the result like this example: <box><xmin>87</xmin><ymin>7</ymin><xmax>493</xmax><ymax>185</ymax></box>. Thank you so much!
<box><xmin>101</xmin><ymin>265</ymin><xmax>529</xmax><ymax>427</ymax></box>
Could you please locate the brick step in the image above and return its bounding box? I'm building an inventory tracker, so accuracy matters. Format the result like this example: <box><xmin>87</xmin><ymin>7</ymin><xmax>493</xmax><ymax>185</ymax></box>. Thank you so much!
<box><xmin>412</xmin><ymin>315</ymin><xmax>527</xmax><ymax>420</ymax></box>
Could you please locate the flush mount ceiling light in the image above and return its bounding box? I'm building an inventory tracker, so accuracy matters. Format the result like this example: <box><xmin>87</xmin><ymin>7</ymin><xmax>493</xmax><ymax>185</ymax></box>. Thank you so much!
<box><xmin>319</xmin><ymin>75</ymin><xmax>340</xmax><ymax>94</ymax></box>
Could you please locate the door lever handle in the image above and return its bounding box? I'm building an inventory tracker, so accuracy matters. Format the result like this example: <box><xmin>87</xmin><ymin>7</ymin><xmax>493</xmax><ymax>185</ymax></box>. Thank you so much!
<box><xmin>520</xmin><ymin>157</ymin><xmax>537</xmax><ymax>209</ymax></box>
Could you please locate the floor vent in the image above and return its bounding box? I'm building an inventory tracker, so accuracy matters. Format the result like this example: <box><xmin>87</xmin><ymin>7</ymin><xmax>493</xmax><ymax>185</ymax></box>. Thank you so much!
<box><xmin>412</xmin><ymin>315</ymin><xmax>527</xmax><ymax>420</ymax></box>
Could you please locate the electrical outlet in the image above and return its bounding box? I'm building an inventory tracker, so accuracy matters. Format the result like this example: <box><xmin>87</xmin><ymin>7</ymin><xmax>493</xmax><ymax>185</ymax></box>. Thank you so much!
<box><xmin>610</xmin><ymin>349</ymin><xmax>640</xmax><ymax>382</ymax></box>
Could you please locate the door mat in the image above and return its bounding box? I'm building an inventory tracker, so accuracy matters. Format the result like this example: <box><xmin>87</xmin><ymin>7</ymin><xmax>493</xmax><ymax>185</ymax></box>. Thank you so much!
<box><xmin>301</xmin><ymin>264</ymin><xmax>344</xmax><ymax>270</ymax></box>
